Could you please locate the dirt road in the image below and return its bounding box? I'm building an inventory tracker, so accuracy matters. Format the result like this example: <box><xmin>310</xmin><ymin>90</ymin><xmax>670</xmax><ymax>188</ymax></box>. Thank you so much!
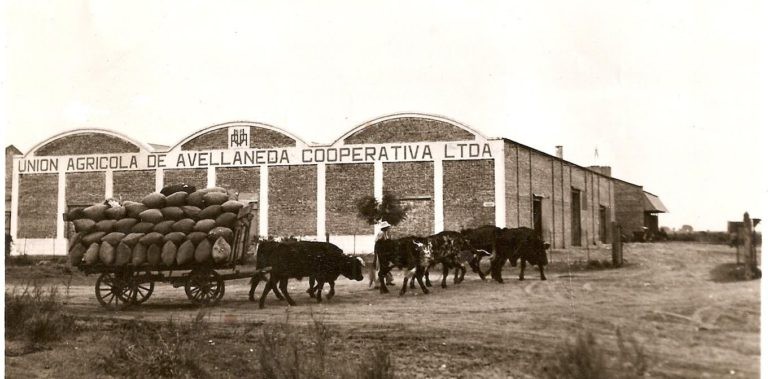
<box><xmin>5</xmin><ymin>242</ymin><xmax>761</xmax><ymax>378</ymax></box>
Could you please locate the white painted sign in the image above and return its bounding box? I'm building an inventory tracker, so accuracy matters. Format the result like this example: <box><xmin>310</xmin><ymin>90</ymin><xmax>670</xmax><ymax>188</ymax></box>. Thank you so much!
<box><xmin>15</xmin><ymin>141</ymin><xmax>498</xmax><ymax>174</ymax></box>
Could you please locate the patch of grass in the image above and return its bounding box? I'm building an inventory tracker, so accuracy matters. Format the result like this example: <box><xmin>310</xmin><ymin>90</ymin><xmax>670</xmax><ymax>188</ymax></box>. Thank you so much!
<box><xmin>4</xmin><ymin>283</ymin><xmax>77</xmax><ymax>344</ymax></box>
<box><xmin>540</xmin><ymin>329</ymin><xmax>647</xmax><ymax>379</ymax></box>
<box><xmin>97</xmin><ymin>311</ymin><xmax>210</xmax><ymax>378</ymax></box>
<box><xmin>259</xmin><ymin>315</ymin><xmax>395</xmax><ymax>379</ymax></box>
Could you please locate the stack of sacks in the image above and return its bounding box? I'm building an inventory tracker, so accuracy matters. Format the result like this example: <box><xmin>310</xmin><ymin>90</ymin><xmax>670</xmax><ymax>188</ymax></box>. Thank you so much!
<box><xmin>67</xmin><ymin>187</ymin><xmax>245</xmax><ymax>268</ymax></box>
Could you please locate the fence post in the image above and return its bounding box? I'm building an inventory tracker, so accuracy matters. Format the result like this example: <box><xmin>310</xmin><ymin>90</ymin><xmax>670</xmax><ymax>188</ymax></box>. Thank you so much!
<box><xmin>612</xmin><ymin>222</ymin><xmax>623</xmax><ymax>267</ymax></box>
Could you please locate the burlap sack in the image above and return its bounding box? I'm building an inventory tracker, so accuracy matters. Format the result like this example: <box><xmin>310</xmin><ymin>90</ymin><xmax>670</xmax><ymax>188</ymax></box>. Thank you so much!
<box><xmin>104</xmin><ymin>206</ymin><xmax>127</xmax><ymax>220</ymax></box>
<box><xmin>193</xmin><ymin>219</ymin><xmax>217</xmax><ymax>233</ymax></box>
<box><xmin>200</xmin><ymin>187</ymin><xmax>227</xmax><ymax>194</ymax></box>
<box><xmin>115</xmin><ymin>242</ymin><xmax>132</xmax><ymax>266</ymax></box>
<box><xmin>146</xmin><ymin>244</ymin><xmax>162</xmax><ymax>266</ymax></box>
<box><xmin>208</xmin><ymin>227</ymin><xmax>233</xmax><ymax>243</ymax></box>
<box><xmin>101</xmin><ymin>232</ymin><xmax>126</xmax><ymax>246</ymax></box>
<box><xmin>172</xmin><ymin>218</ymin><xmax>196</xmax><ymax>233</ymax></box>
<box><xmin>83</xmin><ymin>204</ymin><xmax>108</xmax><ymax>221</ymax></box>
<box><xmin>180</xmin><ymin>206</ymin><xmax>201</xmax><ymax>220</ymax></box>
<box><xmin>203</xmin><ymin>192</ymin><xmax>229</xmax><ymax>206</ymax></box>
<box><xmin>73</xmin><ymin>219</ymin><xmax>96</xmax><ymax>233</ymax></box>
<box><xmin>84</xmin><ymin>243</ymin><xmax>100</xmax><ymax>265</ymax></box>
<box><xmin>160</xmin><ymin>206</ymin><xmax>184</xmax><ymax>221</ymax></box>
<box><xmin>161</xmin><ymin>241</ymin><xmax>177</xmax><ymax>266</ymax></box>
<box><xmin>187</xmin><ymin>191</ymin><xmax>206</xmax><ymax>207</ymax></box>
<box><xmin>131</xmin><ymin>243</ymin><xmax>147</xmax><ymax>266</ymax></box>
<box><xmin>212</xmin><ymin>237</ymin><xmax>231</xmax><ymax>263</ymax></box>
<box><xmin>186</xmin><ymin>231</ymin><xmax>208</xmax><ymax>244</ymax></box>
<box><xmin>67</xmin><ymin>207</ymin><xmax>85</xmax><ymax>221</ymax></box>
<box><xmin>165</xmin><ymin>191</ymin><xmax>189</xmax><ymax>206</ymax></box>
<box><xmin>124</xmin><ymin>201</ymin><xmax>148</xmax><ymax>218</ymax></box>
<box><xmin>82</xmin><ymin>231</ymin><xmax>107</xmax><ymax>246</ymax></box>
<box><xmin>198</xmin><ymin>205</ymin><xmax>222</xmax><ymax>220</ymax></box>
<box><xmin>95</xmin><ymin>219</ymin><xmax>117</xmax><ymax>233</ymax></box>
<box><xmin>163</xmin><ymin>232</ymin><xmax>186</xmax><ymax>246</ymax></box>
<box><xmin>153</xmin><ymin>220</ymin><xmax>175</xmax><ymax>234</ymax></box>
<box><xmin>194</xmin><ymin>239</ymin><xmax>212</xmax><ymax>263</ymax></box>
<box><xmin>69</xmin><ymin>243</ymin><xmax>86</xmax><ymax>266</ymax></box>
<box><xmin>121</xmin><ymin>233</ymin><xmax>145</xmax><ymax>247</ymax></box>
<box><xmin>141</xmin><ymin>192</ymin><xmax>166</xmax><ymax>209</ymax></box>
<box><xmin>115</xmin><ymin>218</ymin><xmax>139</xmax><ymax>234</ymax></box>
<box><xmin>139</xmin><ymin>232</ymin><xmax>165</xmax><ymax>246</ymax></box>
<box><xmin>221</xmin><ymin>200</ymin><xmax>244</xmax><ymax>214</ymax></box>
<box><xmin>99</xmin><ymin>241</ymin><xmax>115</xmax><ymax>265</ymax></box>
<box><xmin>215</xmin><ymin>212</ymin><xmax>237</xmax><ymax>228</ymax></box>
<box><xmin>176</xmin><ymin>240</ymin><xmax>195</xmax><ymax>265</ymax></box>
<box><xmin>139</xmin><ymin>209</ymin><xmax>164</xmax><ymax>224</ymax></box>
<box><xmin>131</xmin><ymin>222</ymin><xmax>156</xmax><ymax>234</ymax></box>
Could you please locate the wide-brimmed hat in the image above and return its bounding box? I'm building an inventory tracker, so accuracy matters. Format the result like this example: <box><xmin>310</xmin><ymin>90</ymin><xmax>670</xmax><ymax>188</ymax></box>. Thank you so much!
<box><xmin>379</xmin><ymin>221</ymin><xmax>392</xmax><ymax>229</ymax></box>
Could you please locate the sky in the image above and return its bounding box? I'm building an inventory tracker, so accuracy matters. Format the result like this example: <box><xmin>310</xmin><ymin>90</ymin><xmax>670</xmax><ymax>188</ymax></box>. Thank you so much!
<box><xmin>1</xmin><ymin>1</ymin><xmax>765</xmax><ymax>231</ymax></box>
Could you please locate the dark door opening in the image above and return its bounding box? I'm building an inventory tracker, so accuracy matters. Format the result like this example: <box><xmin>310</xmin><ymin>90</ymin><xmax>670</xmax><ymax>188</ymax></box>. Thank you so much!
<box><xmin>532</xmin><ymin>196</ymin><xmax>543</xmax><ymax>239</ymax></box>
<box><xmin>599</xmin><ymin>205</ymin><xmax>608</xmax><ymax>243</ymax></box>
<box><xmin>571</xmin><ymin>189</ymin><xmax>581</xmax><ymax>246</ymax></box>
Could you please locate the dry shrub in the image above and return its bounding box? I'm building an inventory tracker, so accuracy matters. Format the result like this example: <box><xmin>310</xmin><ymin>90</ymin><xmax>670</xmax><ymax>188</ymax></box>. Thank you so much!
<box><xmin>5</xmin><ymin>283</ymin><xmax>76</xmax><ymax>343</ymax></box>
<box><xmin>540</xmin><ymin>329</ymin><xmax>647</xmax><ymax>379</ymax></box>
<box><xmin>356</xmin><ymin>192</ymin><xmax>410</xmax><ymax>227</ymax></box>
<box><xmin>97</xmin><ymin>311</ymin><xmax>210</xmax><ymax>378</ymax></box>
<box><xmin>259</xmin><ymin>315</ymin><xmax>394</xmax><ymax>379</ymax></box>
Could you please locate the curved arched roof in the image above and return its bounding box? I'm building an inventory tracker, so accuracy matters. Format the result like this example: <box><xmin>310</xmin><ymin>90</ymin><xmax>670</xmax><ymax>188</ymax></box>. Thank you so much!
<box><xmin>168</xmin><ymin>120</ymin><xmax>307</xmax><ymax>151</ymax></box>
<box><xmin>25</xmin><ymin>129</ymin><xmax>154</xmax><ymax>158</ymax></box>
<box><xmin>331</xmin><ymin>113</ymin><xmax>486</xmax><ymax>146</ymax></box>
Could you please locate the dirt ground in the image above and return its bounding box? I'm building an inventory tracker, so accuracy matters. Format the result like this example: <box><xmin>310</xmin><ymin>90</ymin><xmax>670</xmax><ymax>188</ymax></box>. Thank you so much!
<box><xmin>4</xmin><ymin>242</ymin><xmax>761</xmax><ymax>378</ymax></box>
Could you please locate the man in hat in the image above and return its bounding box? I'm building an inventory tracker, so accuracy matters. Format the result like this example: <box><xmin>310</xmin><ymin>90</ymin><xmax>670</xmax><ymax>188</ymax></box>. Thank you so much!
<box><xmin>373</xmin><ymin>221</ymin><xmax>395</xmax><ymax>287</ymax></box>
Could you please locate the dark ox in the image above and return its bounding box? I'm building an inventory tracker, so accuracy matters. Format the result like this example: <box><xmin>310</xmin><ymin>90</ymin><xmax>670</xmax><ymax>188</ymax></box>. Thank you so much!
<box><xmin>374</xmin><ymin>236</ymin><xmax>433</xmax><ymax>295</ymax></box>
<box><xmin>248</xmin><ymin>241</ymin><xmax>364</xmax><ymax>308</ymax></box>
<box><xmin>411</xmin><ymin>231</ymin><xmax>490</xmax><ymax>289</ymax></box>
<box><xmin>491</xmin><ymin>227</ymin><xmax>550</xmax><ymax>282</ymax></box>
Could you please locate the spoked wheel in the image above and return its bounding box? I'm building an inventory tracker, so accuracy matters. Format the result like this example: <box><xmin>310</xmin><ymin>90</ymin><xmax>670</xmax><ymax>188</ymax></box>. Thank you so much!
<box><xmin>132</xmin><ymin>278</ymin><xmax>155</xmax><ymax>305</ymax></box>
<box><xmin>95</xmin><ymin>272</ymin><xmax>136</xmax><ymax>311</ymax></box>
<box><xmin>184</xmin><ymin>268</ymin><xmax>224</xmax><ymax>306</ymax></box>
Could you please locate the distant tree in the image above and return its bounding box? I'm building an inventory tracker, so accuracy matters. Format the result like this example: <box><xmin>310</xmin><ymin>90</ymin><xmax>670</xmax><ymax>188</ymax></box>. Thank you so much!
<box><xmin>680</xmin><ymin>225</ymin><xmax>694</xmax><ymax>233</ymax></box>
<box><xmin>356</xmin><ymin>192</ymin><xmax>410</xmax><ymax>226</ymax></box>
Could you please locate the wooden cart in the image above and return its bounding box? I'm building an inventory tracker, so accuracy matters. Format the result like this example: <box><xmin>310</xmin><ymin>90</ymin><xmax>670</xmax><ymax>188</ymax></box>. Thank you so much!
<box><xmin>78</xmin><ymin>205</ymin><xmax>262</xmax><ymax>311</ymax></box>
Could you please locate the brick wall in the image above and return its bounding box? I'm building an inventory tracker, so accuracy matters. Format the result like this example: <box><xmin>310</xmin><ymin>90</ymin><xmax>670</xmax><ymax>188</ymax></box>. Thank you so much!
<box><xmin>268</xmin><ymin>165</ymin><xmax>317</xmax><ymax>237</ymax></box>
<box><xmin>504</xmin><ymin>143</ymin><xmax>519</xmax><ymax>228</ymax></box>
<box><xmin>326</xmin><ymin>163</ymin><xmax>374</xmax><ymax>235</ymax></box>
<box><xmin>216</xmin><ymin>167</ymin><xmax>260</xmax><ymax>237</ymax></box>
<box><xmin>531</xmin><ymin>152</ymin><xmax>554</xmax><ymax>244</ymax></box>
<box><xmin>563</xmin><ymin>165</ymin><xmax>573</xmax><ymax>247</ymax></box>
<box><xmin>614</xmin><ymin>180</ymin><xmax>645</xmax><ymax>234</ymax></box>
<box><xmin>553</xmin><ymin>160</ymin><xmax>564</xmax><ymax>248</ymax></box>
<box><xmin>113</xmin><ymin>170</ymin><xmax>156</xmax><ymax>202</ymax></box>
<box><xmin>383</xmin><ymin>161</ymin><xmax>433</xmax><ymax>237</ymax></box>
<box><xmin>344</xmin><ymin>117</ymin><xmax>475</xmax><ymax>144</ymax></box>
<box><xmin>182</xmin><ymin>128</ymin><xmax>228</xmax><ymax>150</ymax></box>
<box><xmin>250</xmin><ymin>128</ymin><xmax>296</xmax><ymax>148</ymax></box>
<box><xmin>164</xmin><ymin>168</ymin><xmax>208</xmax><ymax>190</ymax></box>
<box><xmin>443</xmin><ymin>159</ymin><xmax>495</xmax><ymax>231</ymax></box>
<box><xmin>517</xmin><ymin>149</ymin><xmax>532</xmax><ymax>228</ymax></box>
<box><xmin>18</xmin><ymin>174</ymin><xmax>58</xmax><ymax>238</ymax></box>
<box><xmin>181</xmin><ymin>127</ymin><xmax>297</xmax><ymax>150</ymax></box>
<box><xmin>65</xmin><ymin>172</ymin><xmax>105</xmax><ymax>206</ymax></box>
<box><xmin>6</xmin><ymin>146</ymin><xmax>22</xmax><ymax>234</ymax></box>
<box><xmin>35</xmin><ymin>133</ymin><xmax>139</xmax><ymax>156</ymax></box>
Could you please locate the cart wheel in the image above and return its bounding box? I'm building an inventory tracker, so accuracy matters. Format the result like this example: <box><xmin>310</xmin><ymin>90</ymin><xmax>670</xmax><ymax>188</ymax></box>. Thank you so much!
<box><xmin>95</xmin><ymin>272</ymin><xmax>135</xmax><ymax>311</ymax></box>
<box><xmin>132</xmin><ymin>281</ymin><xmax>155</xmax><ymax>304</ymax></box>
<box><xmin>185</xmin><ymin>268</ymin><xmax>224</xmax><ymax>306</ymax></box>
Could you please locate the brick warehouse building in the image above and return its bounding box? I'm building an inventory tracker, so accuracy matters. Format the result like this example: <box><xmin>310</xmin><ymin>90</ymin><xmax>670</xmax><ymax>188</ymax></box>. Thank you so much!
<box><xmin>7</xmin><ymin>113</ymin><xmax>663</xmax><ymax>255</ymax></box>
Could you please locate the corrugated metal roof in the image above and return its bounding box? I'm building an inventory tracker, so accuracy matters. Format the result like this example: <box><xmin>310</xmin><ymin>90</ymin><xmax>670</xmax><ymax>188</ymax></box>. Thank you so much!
<box><xmin>643</xmin><ymin>192</ymin><xmax>668</xmax><ymax>213</ymax></box>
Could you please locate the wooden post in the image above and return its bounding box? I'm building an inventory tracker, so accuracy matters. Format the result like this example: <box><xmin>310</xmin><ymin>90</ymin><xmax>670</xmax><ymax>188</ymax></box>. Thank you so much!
<box><xmin>612</xmin><ymin>222</ymin><xmax>623</xmax><ymax>267</ymax></box>
<box><xmin>742</xmin><ymin>212</ymin><xmax>755</xmax><ymax>280</ymax></box>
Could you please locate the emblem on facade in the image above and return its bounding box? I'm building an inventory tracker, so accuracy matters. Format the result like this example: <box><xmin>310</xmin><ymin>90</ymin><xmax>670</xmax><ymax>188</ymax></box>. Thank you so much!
<box><xmin>228</xmin><ymin>127</ymin><xmax>250</xmax><ymax>149</ymax></box>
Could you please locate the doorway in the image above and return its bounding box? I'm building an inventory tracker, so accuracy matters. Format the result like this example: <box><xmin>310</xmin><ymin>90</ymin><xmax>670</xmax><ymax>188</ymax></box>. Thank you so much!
<box><xmin>599</xmin><ymin>205</ymin><xmax>608</xmax><ymax>243</ymax></box>
<box><xmin>571</xmin><ymin>189</ymin><xmax>581</xmax><ymax>246</ymax></box>
<box><xmin>532</xmin><ymin>196</ymin><xmax>543</xmax><ymax>239</ymax></box>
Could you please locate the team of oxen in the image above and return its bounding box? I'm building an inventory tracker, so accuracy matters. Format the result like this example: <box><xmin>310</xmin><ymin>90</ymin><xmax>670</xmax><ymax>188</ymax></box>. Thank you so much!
<box><xmin>247</xmin><ymin>226</ymin><xmax>550</xmax><ymax>309</ymax></box>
